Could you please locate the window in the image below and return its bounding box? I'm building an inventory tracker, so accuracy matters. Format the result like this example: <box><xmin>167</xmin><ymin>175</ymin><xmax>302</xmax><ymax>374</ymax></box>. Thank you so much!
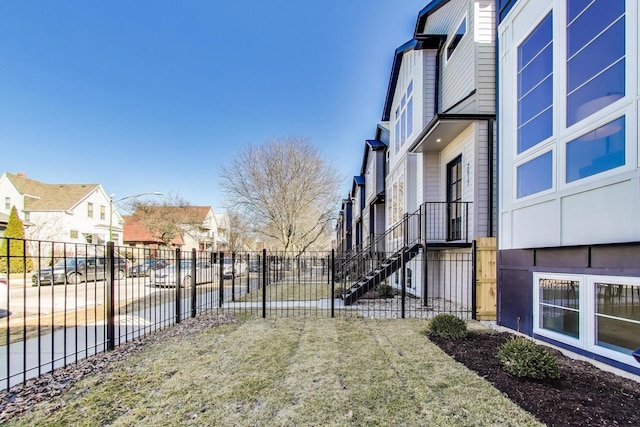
<box><xmin>517</xmin><ymin>150</ymin><xmax>553</xmax><ymax>198</ymax></box>
<box><xmin>566</xmin><ymin>116</ymin><xmax>625</xmax><ymax>182</ymax></box>
<box><xmin>566</xmin><ymin>0</ymin><xmax>625</xmax><ymax>126</ymax></box>
<box><xmin>24</xmin><ymin>212</ymin><xmax>30</xmax><ymax>222</ymax></box>
<box><xmin>447</xmin><ymin>17</ymin><xmax>466</xmax><ymax>59</ymax></box>
<box><xmin>447</xmin><ymin>156</ymin><xmax>463</xmax><ymax>240</ymax></box>
<box><xmin>4</xmin><ymin>197</ymin><xmax>9</xmax><ymax>210</ymax></box>
<box><xmin>517</xmin><ymin>13</ymin><xmax>553</xmax><ymax>153</ymax></box>
<box><xmin>394</xmin><ymin>80</ymin><xmax>414</xmax><ymax>152</ymax></box>
<box><xmin>87</xmin><ymin>203</ymin><xmax>94</xmax><ymax>218</ymax></box>
<box><xmin>534</xmin><ymin>273</ymin><xmax>640</xmax><ymax>367</ymax></box>
<box><xmin>594</xmin><ymin>281</ymin><xmax>640</xmax><ymax>355</ymax></box>
<box><xmin>100</xmin><ymin>205</ymin><xmax>106</xmax><ymax>220</ymax></box>
<box><xmin>538</xmin><ymin>277</ymin><xmax>580</xmax><ymax>338</ymax></box>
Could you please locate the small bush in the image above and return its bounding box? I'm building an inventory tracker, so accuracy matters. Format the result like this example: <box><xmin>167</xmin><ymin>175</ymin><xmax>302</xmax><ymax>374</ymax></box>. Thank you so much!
<box><xmin>376</xmin><ymin>284</ymin><xmax>394</xmax><ymax>299</ymax></box>
<box><xmin>428</xmin><ymin>314</ymin><xmax>467</xmax><ymax>340</ymax></box>
<box><xmin>333</xmin><ymin>286</ymin><xmax>344</xmax><ymax>299</ymax></box>
<box><xmin>498</xmin><ymin>337</ymin><xmax>560</xmax><ymax>380</ymax></box>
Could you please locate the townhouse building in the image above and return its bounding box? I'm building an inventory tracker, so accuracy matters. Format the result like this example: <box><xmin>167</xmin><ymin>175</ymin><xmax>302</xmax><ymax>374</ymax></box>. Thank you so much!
<box><xmin>497</xmin><ymin>0</ymin><xmax>640</xmax><ymax>373</ymax></box>
<box><xmin>337</xmin><ymin>0</ymin><xmax>497</xmax><ymax>313</ymax></box>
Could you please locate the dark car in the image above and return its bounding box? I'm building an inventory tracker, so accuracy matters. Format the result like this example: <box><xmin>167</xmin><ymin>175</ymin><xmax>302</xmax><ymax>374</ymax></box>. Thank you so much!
<box><xmin>129</xmin><ymin>258</ymin><xmax>168</xmax><ymax>277</ymax></box>
<box><xmin>32</xmin><ymin>256</ymin><xmax>129</xmax><ymax>286</ymax></box>
<box><xmin>248</xmin><ymin>260</ymin><xmax>261</xmax><ymax>272</ymax></box>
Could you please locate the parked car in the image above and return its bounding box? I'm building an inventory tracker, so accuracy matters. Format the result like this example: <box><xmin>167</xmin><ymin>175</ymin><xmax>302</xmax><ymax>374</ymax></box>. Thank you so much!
<box><xmin>150</xmin><ymin>260</ymin><xmax>215</xmax><ymax>287</ymax></box>
<box><xmin>31</xmin><ymin>256</ymin><xmax>129</xmax><ymax>286</ymax></box>
<box><xmin>128</xmin><ymin>258</ymin><xmax>168</xmax><ymax>277</ymax></box>
<box><xmin>248</xmin><ymin>260</ymin><xmax>261</xmax><ymax>272</ymax></box>
<box><xmin>222</xmin><ymin>258</ymin><xmax>248</xmax><ymax>279</ymax></box>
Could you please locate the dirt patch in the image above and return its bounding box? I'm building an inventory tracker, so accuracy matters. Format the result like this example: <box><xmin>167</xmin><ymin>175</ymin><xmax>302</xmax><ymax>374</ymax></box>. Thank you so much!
<box><xmin>430</xmin><ymin>331</ymin><xmax>640</xmax><ymax>426</ymax></box>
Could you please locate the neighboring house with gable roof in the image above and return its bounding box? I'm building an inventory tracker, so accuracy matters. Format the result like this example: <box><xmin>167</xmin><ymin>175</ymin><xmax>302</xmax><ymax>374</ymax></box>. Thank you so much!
<box><xmin>0</xmin><ymin>172</ymin><xmax>123</xmax><ymax>246</ymax></box>
<box><xmin>123</xmin><ymin>206</ymin><xmax>217</xmax><ymax>253</ymax></box>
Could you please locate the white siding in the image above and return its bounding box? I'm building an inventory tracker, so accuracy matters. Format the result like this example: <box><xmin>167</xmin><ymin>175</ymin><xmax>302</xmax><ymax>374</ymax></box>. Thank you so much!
<box><xmin>423</xmin><ymin>51</ymin><xmax>437</xmax><ymax>124</ymax></box>
<box><xmin>475</xmin><ymin>0</ymin><xmax>496</xmax><ymax>114</ymax></box>
<box><xmin>0</xmin><ymin>174</ymin><xmax>24</xmax><ymax>220</ymax></box>
<box><xmin>440</xmin><ymin>2</ymin><xmax>475</xmax><ymax>113</ymax></box>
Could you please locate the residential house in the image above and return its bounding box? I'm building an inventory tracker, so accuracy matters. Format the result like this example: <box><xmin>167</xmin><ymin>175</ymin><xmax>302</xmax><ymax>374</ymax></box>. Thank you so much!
<box><xmin>0</xmin><ymin>172</ymin><xmax>123</xmax><ymax>247</ymax></box>
<box><xmin>122</xmin><ymin>215</ymin><xmax>184</xmax><ymax>256</ymax></box>
<box><xmin>337</xmin><ymin>0</ymin><xmax>496</xmax><ymax>309</ymax></box>
<box><xmin>123</xmin><ymin>206</ymin><xmax>217</xmax><ymax>253</ymax></box>
<box><xmin>497</xmin><ymin>0</ymin><xmax>640</xmax><ymax>374</ymax></box>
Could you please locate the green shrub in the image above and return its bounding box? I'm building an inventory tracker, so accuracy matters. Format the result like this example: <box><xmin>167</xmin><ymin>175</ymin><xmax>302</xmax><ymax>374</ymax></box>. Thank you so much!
<box><xmin>333</xmin><ymin>286</ymin><xmax>345</xmax><ymax>299</ymax></box>
<box><xmin>376</xmin><ymin>284</ymin><xmax>394</xmax><ymax>299</ymax></box>
<box><xmin>497</xmin><ymin>337</ymin><xmax>560</xmax><ymax>380</ymax></box>
<box><xmin>428</xmin><ymin>314</ymin><xmax>467</xmax><ymax>340</ymax></box>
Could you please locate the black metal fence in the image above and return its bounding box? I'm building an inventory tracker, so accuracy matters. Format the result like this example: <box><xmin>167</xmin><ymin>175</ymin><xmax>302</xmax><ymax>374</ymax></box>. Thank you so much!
<box><xmin>1</xmin><ymin>237</ymin><xmax>475</xmax><ymax>390</ymax></box>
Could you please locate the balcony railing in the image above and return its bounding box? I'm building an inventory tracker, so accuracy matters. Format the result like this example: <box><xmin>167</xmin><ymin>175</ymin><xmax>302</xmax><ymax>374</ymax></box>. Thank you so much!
<box><xmin>422</xmin><ymin>201</ymin><xmax>472</xmax><ymax>244</ymax></box>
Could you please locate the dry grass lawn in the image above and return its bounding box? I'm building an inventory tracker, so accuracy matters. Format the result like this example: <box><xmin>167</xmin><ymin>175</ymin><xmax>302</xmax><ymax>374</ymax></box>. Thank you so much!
<box><xmin>8</xmin><ymin>316</ymin><xmax>542</xmax><ymax>426</ymax></box>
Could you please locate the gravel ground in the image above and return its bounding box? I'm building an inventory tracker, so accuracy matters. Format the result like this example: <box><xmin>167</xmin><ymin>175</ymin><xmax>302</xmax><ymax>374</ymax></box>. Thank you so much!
<box><xmin>0</xmin><ymin>313</ymin><xmax>238</xmax><ymax>423</ymax></box>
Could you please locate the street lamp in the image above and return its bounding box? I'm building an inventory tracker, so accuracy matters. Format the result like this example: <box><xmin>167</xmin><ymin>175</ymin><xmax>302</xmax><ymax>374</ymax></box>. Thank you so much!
<box><xmin>109</xmin><ymin>192</ymin><xmax>163</xmax><ymax>242</ymax></box>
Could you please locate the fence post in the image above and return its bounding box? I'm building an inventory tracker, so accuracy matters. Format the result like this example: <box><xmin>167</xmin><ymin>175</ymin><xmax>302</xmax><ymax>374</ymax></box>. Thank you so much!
<box><xmin>191</xmin><ymin>248</ymin><xmax>197</xmax><ymax>318</ymax></box>
<box><xmin>175</xmin><ymin>248</ymin><xmax>181</xmax><ymax>324</ymax></box>
<box><xmin>472</xmin><ymin>240</ymin><xmax>477</xmax><ymax>320</ymax></box>
<box><xmin>246</xmin><ymin>253</ymin><xmax>250</xmax><ymax>293</ymax></box>
<box><xmin>262</xmin><ymin>249</ymin><xmax>267</xmax><ymax>318</ymax></box>
<box><xmin>401</xmin><ymin>246</ymin><xmax>406</xmax><ymax>319</ymax></box>
<box><xmin>106</xmin><ymin>242</ymin><xmax>115</xmax><ymax>351</ymax></box>
<box><xmin>331</xmin><ymin>249</ymin><xmax>335</xmax><ymax>318</ymax></box>
<box><xmin>218</xmin><ymin>252</ymin><xmax>224</xmax><ymax>308</ymax></box>
<box><xmin>214</xmin><ymin>250</ymin><xmax>218</xmax><ymax>309</ymax></box>
<box><xmin>231</xmin><ymin>252</ymin><xmax>236</xmax><ymax>302</ymax></box>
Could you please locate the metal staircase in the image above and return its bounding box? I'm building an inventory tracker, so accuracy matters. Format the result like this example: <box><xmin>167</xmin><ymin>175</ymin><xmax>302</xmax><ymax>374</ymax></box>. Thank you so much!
<box><xmin>341</xmin><ymin>243</ymin><xmax>421</xmax><ymax>305</ymax></box>
<box><xmin>337</xmin><ymin>210</ymin><xmax>423</xmax><ymax>306</ymax></box>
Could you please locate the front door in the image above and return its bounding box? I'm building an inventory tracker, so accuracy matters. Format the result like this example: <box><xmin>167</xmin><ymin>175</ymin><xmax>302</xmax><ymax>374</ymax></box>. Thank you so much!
<box><xmin>447</xmin><ymin>155</ymin><xmax>462</xmax><ymax>240</ymax></box>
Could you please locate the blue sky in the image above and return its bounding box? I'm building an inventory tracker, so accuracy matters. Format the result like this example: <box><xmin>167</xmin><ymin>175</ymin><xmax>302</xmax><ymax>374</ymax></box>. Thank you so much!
<box><xmin>1</xmin><ymin>1</ymin><xmax>430</xmax><ymax>210</ymax></box>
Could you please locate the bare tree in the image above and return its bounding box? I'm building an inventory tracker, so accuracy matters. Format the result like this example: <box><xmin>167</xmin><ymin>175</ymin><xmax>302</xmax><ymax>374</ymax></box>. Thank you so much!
<box><xmin>130</xmin><ymin>194</ymin><xmax>203</xmax><ymax>247</ymax></box>
<box><xmin>220</xmin><ymin>209</ymin><xmax>251</xmax><ymax>253</ymax></box>
<box><xmin>220</xmin><ymin>136</ymin><xmax>342</xmax><ymax>254</ymax></box>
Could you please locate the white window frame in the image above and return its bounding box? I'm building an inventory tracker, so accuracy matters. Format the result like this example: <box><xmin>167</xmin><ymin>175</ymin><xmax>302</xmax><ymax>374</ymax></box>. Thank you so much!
<box><xmin>533</xmin><ymin>271</ymin><xmax>640</xmax><ymax>368</ymax></box>
<box><xmin>511</xmin><ymin>0</ymin><xmax>637</xmax><ymax>206</ymax></box>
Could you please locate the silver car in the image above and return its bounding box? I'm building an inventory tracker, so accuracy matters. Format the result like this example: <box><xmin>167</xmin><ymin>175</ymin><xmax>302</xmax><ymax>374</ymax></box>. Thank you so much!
<box><xmin>150</xmin><ymin>260</ymin><xmax>216</xmax><ymax>287</ymax></box>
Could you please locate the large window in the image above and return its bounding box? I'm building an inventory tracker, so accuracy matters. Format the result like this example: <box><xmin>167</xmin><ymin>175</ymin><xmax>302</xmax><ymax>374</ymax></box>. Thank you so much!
<box><xmin>566</xmin><ymin>116</ymin><xmax>625</xmax><ymax>182</ymax></box>
<box><xmin>394</xmin><ymin>80</ymin><xmax>413</xmax><ymax>152</ymax></box>
<box><xmin>566</xmin><ymin>0</ymin><xmax>625</xmax><ymax>126</ymax></box>
<box><xmin>87</xmin><ymin>202</ymin><xmax>94</xmax><ymax>218</ymax></box>
<box><xmin>513</xmin><ymin>0</ymin><xmax>630</xmax><ymax>201</ymax></box>
<box><xmin>517</xmin><ymin>13</ymin><xmax>553</xmax><ymax>154</ymax></box>
<box><xmin>534</xmin><ymin>273</ymin><xmax>640</xmax><ymax>367</ymax></box>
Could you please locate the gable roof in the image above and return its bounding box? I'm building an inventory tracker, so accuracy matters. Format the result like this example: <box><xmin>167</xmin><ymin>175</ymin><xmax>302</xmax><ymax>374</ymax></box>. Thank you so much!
<box><xmin>381</xmin><ymin>1</ymin><xmax>450</xmax><ymax>122</ymax></box>
<box><xmin>122</xmin><ymin>215</ymin><xmax>185</xmax><ymax>245</ymax></box>
<box><xmin>6</xmin><ymin>173</ymin><xmax>99</xmax><ymax>211</ymax></box>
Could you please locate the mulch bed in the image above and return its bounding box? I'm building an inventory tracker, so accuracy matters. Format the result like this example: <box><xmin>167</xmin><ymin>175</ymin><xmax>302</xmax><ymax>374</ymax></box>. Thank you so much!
<box><xmin>430</xmin><ymin>331</ymin><xmax>640</xmax><ymax>426</ymax></box>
